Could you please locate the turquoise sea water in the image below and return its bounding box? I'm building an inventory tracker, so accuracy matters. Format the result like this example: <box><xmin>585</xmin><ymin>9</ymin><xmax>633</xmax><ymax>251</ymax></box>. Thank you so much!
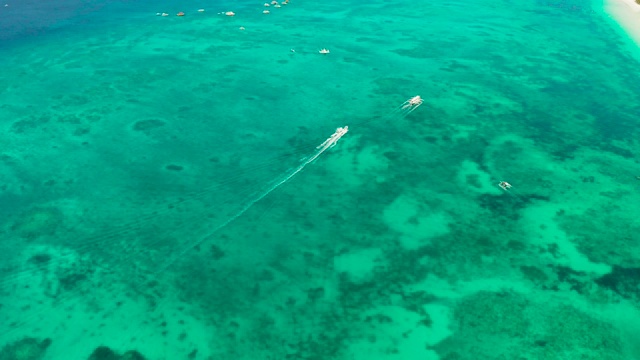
<box><xmin>1</xmin><ymin>0</ymin><xmax>640</xmax><ymax>358</ymax></box>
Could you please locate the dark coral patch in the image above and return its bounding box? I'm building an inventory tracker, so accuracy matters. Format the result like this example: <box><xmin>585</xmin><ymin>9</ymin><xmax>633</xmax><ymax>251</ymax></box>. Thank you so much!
<box><xmin>0</xmin><ymin>337</ymin><xmax>51</xmax><ymax>359</ymax></box>
<box><xmin>132</xmin><ymin>119</ymin><xmax>166</xmax><ymax>133</ymax></box>
<box><xmin>165</xmin><ymin>164</ymin><xmax>183</xmax><ymax>172</ymax></box>
<box><xmin>88</xmin><ymin>346</ymin><xmax>146</xmax><ymax>360</ymax></box>
<box><xmin>595</xmin><ymin>266</ymin><xmax>640</xmax><ymax>300</ymax></box>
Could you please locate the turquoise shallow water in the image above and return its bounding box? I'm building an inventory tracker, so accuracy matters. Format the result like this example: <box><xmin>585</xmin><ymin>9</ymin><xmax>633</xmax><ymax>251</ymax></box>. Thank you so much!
<box><xmin>1</xmin><ymin>0</ymin><xmax>640</xmax><ymax>359</ymax></box>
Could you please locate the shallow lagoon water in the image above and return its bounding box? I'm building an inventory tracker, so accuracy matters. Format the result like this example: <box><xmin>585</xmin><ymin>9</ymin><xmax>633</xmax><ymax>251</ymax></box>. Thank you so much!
<box><xmin>1</xmin><ymin>0</ymin><xmax>640</xmax><ymax>358</ymax></box>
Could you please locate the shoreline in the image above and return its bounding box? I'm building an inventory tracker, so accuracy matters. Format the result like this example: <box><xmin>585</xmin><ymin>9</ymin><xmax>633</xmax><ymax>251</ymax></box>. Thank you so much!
<box><xmin>603</xmin><ymin>0</ymin><xmax>640</xmax><ymax>48</ymax></box>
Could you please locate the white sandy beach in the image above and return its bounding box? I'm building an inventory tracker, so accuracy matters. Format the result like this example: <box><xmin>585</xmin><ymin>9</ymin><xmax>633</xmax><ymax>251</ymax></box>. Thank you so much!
<box><xmin>603</xmin><ymin>0</ymin><xmax>640</xmax><ymax>48</ymax></box>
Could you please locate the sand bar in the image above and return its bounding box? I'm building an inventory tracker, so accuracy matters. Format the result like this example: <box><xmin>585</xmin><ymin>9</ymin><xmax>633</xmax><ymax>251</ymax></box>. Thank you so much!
<box><xmin>603</xmin><ymin>0</ymin><xmax>640</xmax><ymax>47</ymax></box>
